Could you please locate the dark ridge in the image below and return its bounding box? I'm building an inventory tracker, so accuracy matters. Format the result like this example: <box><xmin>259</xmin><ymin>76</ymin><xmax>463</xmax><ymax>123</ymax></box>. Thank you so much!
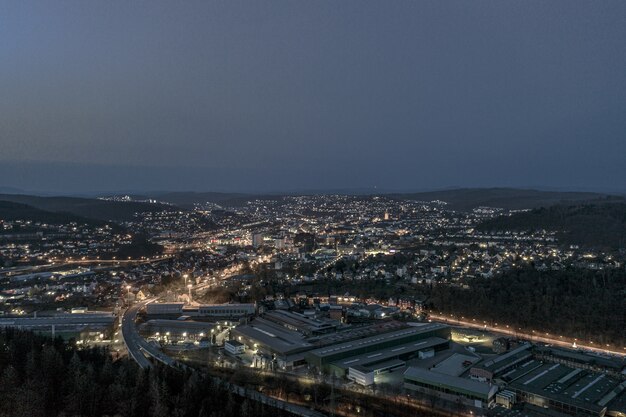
<box><xmin>0</xmin><ymin>194</ymin><xmax>182</xmax><ymax>222</ymax></box>
<box><xmin>386</xmin><ymin>187</ymin><xmax>620</xmax><ymax>211</ymax></box>
<box><xmin>477</xmin><ymin>201</ymin><xmax>626</xmax><ymax>250</ymax></box>
<box><xmin>0</xmin><ymin>200</ymin><xmax>109</xmax><ymax>228</ymax></box>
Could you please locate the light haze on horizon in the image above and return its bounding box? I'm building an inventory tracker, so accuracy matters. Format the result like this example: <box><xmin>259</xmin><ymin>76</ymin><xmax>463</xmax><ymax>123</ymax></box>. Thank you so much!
<box><xmin>1</xmin><ymin>1</ymin><xmax>626</xmax><ymax>193</ymax></box>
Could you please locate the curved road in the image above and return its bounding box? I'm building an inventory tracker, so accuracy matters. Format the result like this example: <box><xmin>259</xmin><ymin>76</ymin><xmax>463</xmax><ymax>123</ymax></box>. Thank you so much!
<box><xmin>121</xmin><ymin>298</ymin><xmax>157</xmax><ymax>369</ymax></box>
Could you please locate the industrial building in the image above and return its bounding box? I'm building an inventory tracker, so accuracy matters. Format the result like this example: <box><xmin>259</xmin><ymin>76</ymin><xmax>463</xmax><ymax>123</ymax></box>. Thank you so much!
<box><xmin>139</xmin><ymin>319</ymin><xmax>214</xmax><ymax>340</ymax></box>
<box><xmin>334</xmin><ymin>336</ymin><xmax>449</xmax><ymax>380</ymax></box>
<box><xmin>470</xmin><ymin>343</ymin><xmax>533</xmax><ymax>381</ymax></box>
<box><xmin>0</xmin><ymin>313</ymin><xmax>115</xmax><ymax>334</ymax></box>
<box><xmin>404</xmin><ymin>366</ymin><xmax>498</xmax><ymax>408</ymax></box>
<box><xmin>534</xmin><ymin>346</ymin><xmax>626</xmax><ymax>379</ymax></box>
<box><xmin>146</xmin><ymin>302</ymin><xmax>185</xmax><ymax>316</ymax></box>
<box><xmin>231</xmin><ymin>317</ymin><xmax>314</xmax><ymax>369</ymax></box>
<box><xmin>304</xmin><ymin>323</ymin><xmax>450</xmax><ymax>372</ymax></box>
<box><xmin>504</xmin><ymin>360</ymin><xmax>626</xmax><ymax>417</ymax></box>
<box><xmin>225</xmin><ymin>340</ymin><xmax>245</xmax><ymax>355</ymax></box>
<box><xmin>262</xmin><ymin>310</ymin><xmax>340</xmax><ymax>335</ymax></box>
<box><xmin>145</xmin><ymin>302</ymin><xmax>255</xmax><ymax>318</ymax></box>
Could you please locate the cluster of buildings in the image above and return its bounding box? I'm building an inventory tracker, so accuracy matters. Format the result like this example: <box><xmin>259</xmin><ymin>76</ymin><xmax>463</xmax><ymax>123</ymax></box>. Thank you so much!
<box><xmin>0</xmin><ymin>219</ymin><xmax>125</xmax><ymax>267</ymax></box>
<box><xmin>139</xmin><ymin>297</ymin><xmax>626</xmax><ymax>416</ymax></box>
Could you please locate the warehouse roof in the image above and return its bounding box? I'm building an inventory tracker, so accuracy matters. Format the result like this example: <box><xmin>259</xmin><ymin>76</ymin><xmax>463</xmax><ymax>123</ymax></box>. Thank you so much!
<box><xmin>309</xmin><ymin>323</ymin><xmax>448</xmax><ymax>359</ymax></box>
<box><xmin>331</xmin><ymin>337</ymin><xmax>448</xmax><ymax>371</ymax></box>
<box><xmin>404</xmin><ymin>366</ymin><xmax>496</xmax><ymax>398</ymax></box>
<box><xmin>231</xmin><ymin>317</ymin><xmax>313</xmax><ymax>356</ymax></box>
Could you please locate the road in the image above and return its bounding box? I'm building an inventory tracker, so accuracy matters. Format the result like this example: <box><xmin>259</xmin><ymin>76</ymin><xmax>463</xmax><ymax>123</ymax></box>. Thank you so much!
<box><xmin>0</xmin><ymin>256</ymin><xmax>173</xmax><ymax>278</ymax></box>
<box><xmin>429</xmin><ymin>313</ymin><xmax>626</xmax><ymax>357</ymax></box>
<box><xmin>121</xmin><ymin>299</ymin><xmax>156</xmax><ymax>369</ymax></box>
<box><xmin>121</xmin><ymin>299</ymin><xmax>326</xmax><ymax>417</ymax></box>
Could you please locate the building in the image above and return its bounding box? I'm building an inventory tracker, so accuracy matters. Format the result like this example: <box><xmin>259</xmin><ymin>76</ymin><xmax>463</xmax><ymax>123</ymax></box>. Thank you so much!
<box><xmin>139</xmin><ymin>319</ymin><xmax>214</xmax><ymax>340</ymax></box>
<box><xmin>404</xmin><ymin>367</ymin><xmax>498</xmax><ymax>408</ymax></box>
<box><xmin>252</xmin><ymin>233</ymin><xmax>264</xmax><ymax>248</ymax></box>
<box><xmin>225</xmin><ymin>340</ymin><xmax>245</xmax><ymax>355</ymax></box>
<box><xmin>304</xmin><ymin>323</ymin><xmax>450</xmax><ymax>372</ymax></box>
<box><xmin>348</xmin><ymin>365</ymin><xmax>375</xmax><ymax>386</ymax></box>
<box><xmin>534</xmin><ymin>346</ymin><xmax>626</xmax><ymax>378</ymax></box>
<box><xmin>146</xmin><ymin>302</ymin><xmax>255</xmax><ymax>318</ymax></box>
<box><xmin>504</xmin><ymin>360</ymin><xmax>626</xmax><ymax>417</ymax></box>
<box><xmin>470</xmin><ymin>344</ymin><xmax>533</xmax><ymax>382</ymax></box>
<box><xmin>0</xmin><ymin>313</ymin><xmax>115</xmax><ymax>338</ymax></box>
<box><xmin>262</xmin><ymin>310</ymin><xmax>340</xmax><ymax>335</ymax></box>
<box><xmin>146</xmin><ymin>302</ymin><xmax>185</xmax><ymax>316</ymax></box>
<box><xmin>231</xmin><ymin>317</ymin><xmax>314</xmax><ymax>370</ymax></box>
<box><xmin>328</xmin><ymin>337</ymin><xmax>449</xmax><ymax>378</ymax></box>
<box><xmin>188</xmin><ymin>303</ymin><xmax>256</xmax><ymax>318</ymax></box>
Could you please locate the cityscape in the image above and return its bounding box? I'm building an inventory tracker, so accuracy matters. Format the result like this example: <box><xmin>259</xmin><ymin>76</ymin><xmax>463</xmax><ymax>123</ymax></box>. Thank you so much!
<box><xmin>1</xmin><ymin>191</ymin><xmax>625</xmax><ymax>417</ymax></box>
<box><xmin>1</xmin><ymin>2</ymin><xmax>626</xmax><ymax>417</ymax></box>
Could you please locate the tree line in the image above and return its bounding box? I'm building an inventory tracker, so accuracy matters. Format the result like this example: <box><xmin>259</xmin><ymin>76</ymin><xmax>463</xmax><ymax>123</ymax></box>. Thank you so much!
<box><xmin>0</xmin><ymin>328</ymin><xmax>294</xmax><ymax>417</ymax></box>
<box><xmin>424</xmin><ymin>267</ymin><xmax>626</xmax><ymax>346</ymax></box>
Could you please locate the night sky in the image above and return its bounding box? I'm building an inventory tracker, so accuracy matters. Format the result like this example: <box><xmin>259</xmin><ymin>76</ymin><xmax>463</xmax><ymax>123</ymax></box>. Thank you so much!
<box><xmin>1</xmin><ymin>1</ymin><xmax>625</xmax><ymax>193</ymax></box>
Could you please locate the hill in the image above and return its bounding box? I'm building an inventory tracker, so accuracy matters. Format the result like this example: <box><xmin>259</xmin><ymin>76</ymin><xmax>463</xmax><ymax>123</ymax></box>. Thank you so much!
<box><xmin>386</xmin><ymin>188</ymin><xmax>618</xmax><ymax>211</ymax></box>
<box><xmin>426</xmin><ymin>267</ymin><xmax>626</xmax><ymax>346</ymax></box>
<box><xmin>477</xmin><ymin>201</ymin><xmax>626</xmax><ymax>250</ymax></box>
<box><xmin>0</xmin><ymin>194</ymin><xmax>181</xmax><ymax>222</ymax></box>
<box><xmin>0</xmin><ymin>201</ymin><xmax>108</xmax><ymax>227</ymax></box>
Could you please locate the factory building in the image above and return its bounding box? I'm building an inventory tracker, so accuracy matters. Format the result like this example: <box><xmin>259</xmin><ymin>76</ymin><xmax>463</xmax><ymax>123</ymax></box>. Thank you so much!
<box><xmin>404</xmin><ymin>366</ymin><xmax>498</xmax><ymax>409</ymax></box>
<box><xmin>304</xmin><ymin>323</ymin><xmax>450</xmax><ymax>372</ymax></box>
<box><xmin>189</xmin><ymin>303</ymin><xmax>256</xmax><ymax>318</ymax></box>
<box><xmin>145</xmin><ymin>302</ymin><xmax>255</xmax><ymax>318</ymax></box>
<box><xmin>0</xmin><ymin>313</ymin><xmax>115</xmax><ymax>339</ymax></box>
<box><xmin>146</xmin><ymin>302</ymin><xmax>185</xmax><ymax>316</ymax></box>
<box><xmin>470</xmin><ymin>343</ymin><xmax>533</xmax><ymax>382</ymax></box>
<box><xmin>505</xmin><ymin>360</ymin><xmax>626</xmax><ymax>417</ymax></box>
<box><xmin>225</xmin><ymin>340</ymin><xmax>245</xmax><ymax>355</ymax></box>
<box><xmin>333</xmin><ymin>336</ymin><xmax>449</xmax><ymax>379</ymax></box>
<box><xmin>139</xmin><ymin>319</ymin><xmax>214</xmax><ymax>340</ymax></box>
<box><xmin>230</xmin><ymin>317</ymin><xmax>314</xmax><ymax>370</ymax></box>
<box><xmin>262</xmin><ymin>310</ymin><xmax>340</xmax><ymax>335</ymax></box>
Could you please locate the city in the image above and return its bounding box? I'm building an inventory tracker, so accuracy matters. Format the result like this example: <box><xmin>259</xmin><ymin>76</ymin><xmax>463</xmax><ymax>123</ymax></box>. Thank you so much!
<box><xmin>1</xmin><ymin>191</ymin><xmax>625</xmax><ymax>416</ymax></box>
<box><xmin>1</xmin><ymin>1</ymin><xmax>625</xmax><ymax>417</ymax></box>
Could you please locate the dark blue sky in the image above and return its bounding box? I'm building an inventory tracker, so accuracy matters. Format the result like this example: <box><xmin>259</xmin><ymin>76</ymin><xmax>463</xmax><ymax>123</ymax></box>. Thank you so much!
<box><xmin>1</xmin><ymin>1</ymin><xmax>625</xmax><ymax>193</ymax></box>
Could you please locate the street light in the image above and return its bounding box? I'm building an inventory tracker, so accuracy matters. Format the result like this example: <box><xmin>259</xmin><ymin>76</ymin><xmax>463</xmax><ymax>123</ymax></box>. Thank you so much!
<box><xmin>187</xmin><ymin>284</ymin><xmax>193</xmax><ymax>303</ymax></box>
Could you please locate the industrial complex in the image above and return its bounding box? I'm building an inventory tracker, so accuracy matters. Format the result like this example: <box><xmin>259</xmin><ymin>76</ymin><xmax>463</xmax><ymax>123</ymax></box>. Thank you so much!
<box><xmin>135</xmin><ymin>300</ymin><xmax>626</xmax><ymax>416</ymax></box>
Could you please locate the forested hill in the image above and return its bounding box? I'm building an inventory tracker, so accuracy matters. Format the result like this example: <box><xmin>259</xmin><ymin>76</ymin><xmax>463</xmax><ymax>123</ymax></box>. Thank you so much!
<box><xmin>425</xmin><ymin>267</ymin><xmax>626</xmax><ymax>347</ymax></box>
<box><xmin>0</xmin><ymin>329</ymin><xmax>294</xmax><ymax>417</ymax></box>
<box><xmin>0</xmin><ymin>194</ymin><xmax>181</xmax><ymax>222</ymax></box>
<box><xmin>0</xmin><ymin>201</ymin><xmax>109</xmax><ymax>227</ymax></box>
<box><xmin>477</xmin><ymin>202</ymin><xmax>626</xmax><ymax>250</ymax></box>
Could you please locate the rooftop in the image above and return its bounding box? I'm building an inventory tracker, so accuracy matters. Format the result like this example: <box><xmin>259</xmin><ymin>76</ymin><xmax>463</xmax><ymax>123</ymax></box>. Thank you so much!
<box><xmin>404</xmin><ymin>366</ymin><xmax>496</xmax><ymax>397</ymax></box>
<box><xmin>309</xmin><ymin>323</ymin><xmax>449</xmax><ymax>359</ymax></box>
<box><xmin>331</xmin><ymin>337</ymin><xmax>448</xmax><ymax>371</ymax></box>
<box><xmin>231</xmin><ymin>317</ymin><xmax>313</xmax><ymax>356</ymax></box>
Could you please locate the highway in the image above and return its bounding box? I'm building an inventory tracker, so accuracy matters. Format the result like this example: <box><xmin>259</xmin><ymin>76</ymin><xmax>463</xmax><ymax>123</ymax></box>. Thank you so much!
<box><xmin>121</xmin><ymin>299</ymin><xmax>156</xmax><ymax>369</ymax></box>
<box><xmin>429</xmin><ymin>313</ymin><xmax>626</xmax><ymax>358</ymax></box>
<box><xmin>120</xmin><ymin>299</ymin><xmax>326</xmax><ymax>417</ymax></box>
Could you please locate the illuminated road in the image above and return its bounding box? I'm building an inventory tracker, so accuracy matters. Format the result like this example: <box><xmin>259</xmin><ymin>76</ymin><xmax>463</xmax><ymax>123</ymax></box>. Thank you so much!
<box><xmin>0</xmin><ymin>256</ymin><xmax>173</xmax><ymax>278</ymax></box>
<box><xmin>428</xmin><ymin>313</ymin><xmax>626</xmax><ymax>357</ymax></box>
<box><xmin>121</xmin><ymin>298</ymin><xmax>157</xmax><ymax>369</ymax></box>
